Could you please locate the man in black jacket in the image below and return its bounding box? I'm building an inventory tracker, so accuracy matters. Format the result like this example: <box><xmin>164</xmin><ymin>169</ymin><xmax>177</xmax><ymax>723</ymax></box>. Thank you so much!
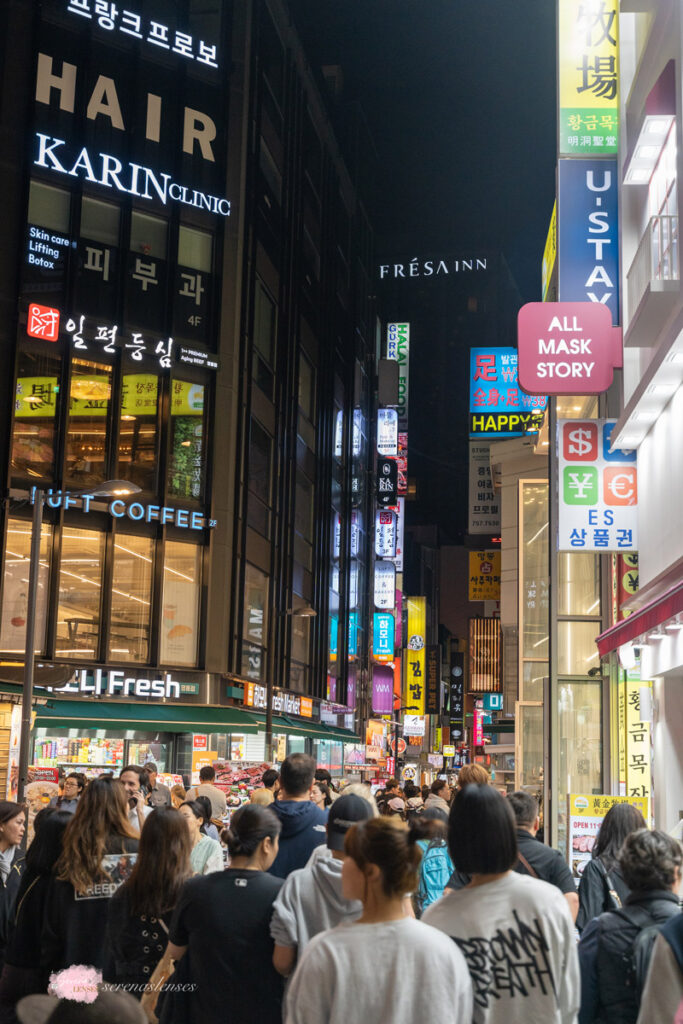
<box><xmin>578</xmin><ymin>828</ymin><xmax>682</xmax><ymax>1024</ymax></box>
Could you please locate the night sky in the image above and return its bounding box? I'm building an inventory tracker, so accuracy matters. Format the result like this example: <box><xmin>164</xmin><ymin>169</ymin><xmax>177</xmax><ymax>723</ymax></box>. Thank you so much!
<box><xmin>292</xmin><ymin>0</ymin><xmax>557</xmax><ymax>538</ymax></box>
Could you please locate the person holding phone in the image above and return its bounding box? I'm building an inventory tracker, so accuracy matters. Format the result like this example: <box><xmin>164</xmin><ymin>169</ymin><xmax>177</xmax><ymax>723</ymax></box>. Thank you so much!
<box><xmin>119</xmin><ymin>767</ymin><xmax>153</xmax><ymax>836</ymax></box>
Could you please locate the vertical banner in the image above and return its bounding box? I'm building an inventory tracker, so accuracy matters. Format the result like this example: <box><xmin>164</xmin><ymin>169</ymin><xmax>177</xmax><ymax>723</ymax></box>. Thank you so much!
<box><xmin>425</xmin><ymin>645</ymin><xmax>441</xmax><ymax>714</ymax></box>
<box><xmin>449</xmin><ymin>651</ymin><xmax>465</xmax><ymax>742</ymax></box>
<box><xmin>558</xmin><ymin>419</ymin><xmax>637</xmax><ymax>552</ymax></box>
<box><xmin>372</xmin><ymin>664</ymin><xmax>394</xmax><ymax>714</ymax></box>
<box><xmin>404</xmin><ymin>597</ymin><xmax>426</xmax><ymax>714</ymax></box>
<box><xmin>558</xmin><ymin>159</ymin><xmax>619</xmax><ymax>325</ymax></box>
<box><xmin>558</xmin><ymin>0</ymin><xmax>619</xmax><ymax>156</ymax></box>
<box><xmin>469</xmin><ymin>617</ymin><xmax>502</xmax><ymax>692</ymax></box>
<box><xmin>472</xmin><ymin>708</ymin><xmax>484</xmax><ymax>747</ymax></box>
<box><xmin>386</xmin><ymin>323</ymin><xmax>410</xmax><ymax>433</ymax></box>
<box><xmin>468</xmin><ymin>443</ymin><xmax>501</xmax><ymax>535</ymax></box>
<box><xmin>625</xmin><ymin>678</ymin><xmax>652</xmax><ymax>801</ymax></box>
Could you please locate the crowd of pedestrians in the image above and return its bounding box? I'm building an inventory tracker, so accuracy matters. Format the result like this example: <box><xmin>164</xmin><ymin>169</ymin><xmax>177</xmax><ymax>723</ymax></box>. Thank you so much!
<box><xmin>0</xmin><ymin>755</ymin><xmax>676</xmax><ymax>1023</ymax></box>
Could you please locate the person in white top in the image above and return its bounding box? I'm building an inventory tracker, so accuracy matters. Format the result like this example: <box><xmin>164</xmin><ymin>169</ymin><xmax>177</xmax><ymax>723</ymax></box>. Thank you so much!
<box><xmin>423</xmin><ymin>783</ymin><xmax>580</xmax><ymax>1024</ymax></box>
<box><xmin>285</xmin><ymin>816</ymin><xmax>472</xmax><ymax>1024</ymax></box>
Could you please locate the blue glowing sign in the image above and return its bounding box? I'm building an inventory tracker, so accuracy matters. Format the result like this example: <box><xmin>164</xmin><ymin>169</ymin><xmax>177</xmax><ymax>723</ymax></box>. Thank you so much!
<box><xmin>469</xmin><ymin>347</ymin><xmax>547</xmax><ymax>438</ymax></box>
<box><xmin>373</xmin><ymin>613</ymin><xmax>395</xmax><ymax>661</ymax></box>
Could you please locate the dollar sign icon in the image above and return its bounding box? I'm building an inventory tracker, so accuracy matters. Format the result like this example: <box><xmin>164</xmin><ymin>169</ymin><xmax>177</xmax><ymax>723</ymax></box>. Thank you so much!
<box><xmin>568</xmin><ymin>427</ymin><xmax>592</xmax><ymax>456</ymax></box>
<box><xmin>565</xmin><ymin>423</ymin><xmax>596</xmax><ymax>460</ymax></box>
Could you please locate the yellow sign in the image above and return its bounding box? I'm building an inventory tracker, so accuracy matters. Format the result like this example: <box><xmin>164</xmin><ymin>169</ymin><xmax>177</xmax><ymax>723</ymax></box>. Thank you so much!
<box><xmin>172</xmin><ymin>380</ymin><xmax>204</xmax><ymax>416</ymax></box>
<box><xmin>404</xmin><ymin>597</ymin><xmax>426</xmax><ymax>715</ymax></box>
<box><xmin>625</xmin><ymin>678</ymin><xmax>652</xmax><ymax>801</ymax></box>
<box><xmin>15</xmin><ymin>377</ymin><xmax>58</xmax><ymax>418</ymax></box>
<box><xmin>121</xmin><ymin>374</ymin><xmax>158</xmax><ymax>416</ymax></box>
<box><xmin>542</xmin><ymin>201</ymin><xmax>556</xmax><ymax>301</ymax></box>
<box><xmin>468</xmin><ymin>550</ymin><xmax>501</xmax><ymax>602</ymax></box>
<box><xmin>568</xmin><ymin>793</ymin><xmax>648</xmax><ymax>877</ymax></box>
<box><xmin>559</xmin><ymin>0</ymin><xmax>619</xmax><ymax>155</ymax></box>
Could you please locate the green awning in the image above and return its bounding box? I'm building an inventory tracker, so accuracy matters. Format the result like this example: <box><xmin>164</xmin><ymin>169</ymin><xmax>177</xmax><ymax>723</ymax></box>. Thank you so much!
<box><xmin>33</xmin><ymin>699</ymin><xmax>261</xmax><ymax>734</ymax></box>
<box><xmin>320</xmin><ymin>725</ymin><xmax>361</xmax><ymax>743</ymax></box>
<box><xmin>248</xmin><ymin>714</ymin><xmax>359</xmax><ymax>744</ymax></box>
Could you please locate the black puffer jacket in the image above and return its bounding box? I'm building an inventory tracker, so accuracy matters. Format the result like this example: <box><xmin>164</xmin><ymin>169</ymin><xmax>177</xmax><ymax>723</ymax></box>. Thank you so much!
<box><xmin>577</xmin><ymin>857</ymin><xmax>630</xmax><ymax>932</ymax></box>
<box><xmin>0</xmin><ymin>850</ymin><xmax>25</xmax><ymax>970</ymax></box>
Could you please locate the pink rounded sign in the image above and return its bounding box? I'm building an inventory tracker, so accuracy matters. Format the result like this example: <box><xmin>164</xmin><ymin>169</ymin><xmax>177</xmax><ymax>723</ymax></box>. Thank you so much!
<box><xmin>518</xmin><ymin>302</ymin><xmax>622</xmax><ymax>396</ymax></box>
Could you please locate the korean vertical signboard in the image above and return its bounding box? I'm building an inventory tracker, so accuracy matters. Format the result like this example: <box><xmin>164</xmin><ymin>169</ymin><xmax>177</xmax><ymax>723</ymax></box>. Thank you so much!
<box><xmin>425</xmin><ymin>645</ymin><xmax>441</xmax><ymax>715</ymax></box>
<box><xmin>558</xmin><ymin>420</ymin><xmax>637</xmax><ymax>552</ymax></box>
<box><xmin>558</xmin><ymin>160</ymin><xmax>619</xmax><ymax>325</ymax></box>
<box><xmin>559</xmin><ymin>0</ymin><xmax>619</xmax><ymax>156</ymax></box>
<box><xmin>404</xmin><ymin>597</ymin><xmax>426</xmax><ymax>715</ymax></box>
<box><xmin>387</xmin><ymin>323</ymin><xmax>410</xmax><ymax>433</ymax></box>
<box><xmin>468</xmin><ymin>444</ymin><xmax>500</xmax><ymax>535</ymax></box>
<box><xmin>625</xmin><ymin>678</ymin><xmax>652</xmax><ymax>801</ymax></box>
<box><xmin>449</xmin><ymin>651</ymin><xmax>465</xmax><ymax>743</ymax></box>
<box><xmin>468</xmin><ymin>550</ymin><xmax>501</xmax><ymax>602</ymax></box>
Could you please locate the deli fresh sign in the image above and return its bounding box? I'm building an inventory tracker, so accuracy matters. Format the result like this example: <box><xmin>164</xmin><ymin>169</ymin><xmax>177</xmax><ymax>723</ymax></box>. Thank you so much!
<box><xmin>518</xmin><ymin>302</ymin><xmax>623</xmax><ymax>395</ymax></box>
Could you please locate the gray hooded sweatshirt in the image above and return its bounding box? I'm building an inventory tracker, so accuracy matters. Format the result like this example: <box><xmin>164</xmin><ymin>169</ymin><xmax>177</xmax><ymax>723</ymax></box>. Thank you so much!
<box><xmin>270</xmin><ymin>854</ymin><xmax>362</xmax><ymax>951</ymax></box>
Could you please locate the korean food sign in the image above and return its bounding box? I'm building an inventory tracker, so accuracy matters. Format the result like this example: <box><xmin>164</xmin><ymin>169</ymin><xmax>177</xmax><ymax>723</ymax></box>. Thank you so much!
<box><xmin>559</xmin><ymin>0</ymin><xmax>619</xmax><ymax>155</ymax></box>
<box><xmin>568</xmin><ymin>793</ymin><xmax>648</xmax><ymax>878</ymax></box>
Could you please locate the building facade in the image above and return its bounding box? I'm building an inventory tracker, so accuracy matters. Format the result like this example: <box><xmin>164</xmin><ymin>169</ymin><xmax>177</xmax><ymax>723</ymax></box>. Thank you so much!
<box><xmin>0</xmin><ymin>0</ymin><xmax>375</xmax><ymax>784</ymax></box>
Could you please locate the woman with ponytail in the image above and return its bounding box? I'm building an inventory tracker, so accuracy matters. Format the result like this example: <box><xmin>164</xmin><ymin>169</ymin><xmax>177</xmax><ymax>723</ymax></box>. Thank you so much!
<box><xmin>148</xmin><ymin>804</ymin><xmax>284</xmax><ymax>1024</ymax></box>
<box><xmin>285</xmin><ymin>817</ymin><xmax>472</xmax><ymax>1024</ymax></box>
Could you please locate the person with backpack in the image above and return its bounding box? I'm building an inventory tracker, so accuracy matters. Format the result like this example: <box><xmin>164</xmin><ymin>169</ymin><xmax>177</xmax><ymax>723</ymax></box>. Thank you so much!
<box><xmin>636</xmin><ymin>913</ymin><xmax>683</xmax><ymax>1024</ymax></box>
<box><xmin>578</xmin><ymin>828</ymin><xmax>682</xmax><ymax>1024</ymax></box>
<box><xmin>415</xmin><ymin>807</ymin><xmax>453</xmax><ymax>915</ymax></box>
<box><xmin>576</xmin><ymin>801</ymin><xmax>646</xmax><ymax>932</ymax></box>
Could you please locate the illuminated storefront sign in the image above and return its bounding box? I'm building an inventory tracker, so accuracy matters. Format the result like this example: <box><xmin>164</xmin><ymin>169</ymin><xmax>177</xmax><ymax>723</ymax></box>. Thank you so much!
<box><xmin>405</xmin><ymin>597</ymin><xmax>426</xmax><ymax>715</ymax></box>
<box><xmin>558</xmin><ymin>160</ymin><xmax>619</xmax><ymax>325</ymax></box>
<box><xmin>375</xmin><ymin>510</ymin><xmax>397</xmax><ymax>557</ymax></box>
<box><xmin>558</xmin><ymin>419</ymin><xmax>637</xmax><ymax>552</ymax></box>
<box><xmin>468</xmin><ymin>551</ymin><xmax>502</xmax><ymax>602</ymax></box>
<box><xmin>377</xmin><ymin>409</ymin><xmax>398</xmax><ymax>456</ymax></box>
<box><xmin>374</xmin><ymin>561</ymin><xmax>396</xmax><ymax>610</ymax></box>
<box><xmin>469</xmin><ymin>348</ymin><xmax>546</xmax><ymax>438</ymax></box>
<box><xmin>27</xmin><ymin>486</ymin><xmax>216</xmax><ymax>530</ymax></box>
<box><xmin>425</xmin><ymin>645</ymin><xmax>440</xmax><ymax>714</ymax></box>
<box><xmin>386</xmin><ymin>323</ymin><xmax>409</xmax><ymax>433</ymax></box>
<box><xmin>559</xmin><ymin>0</ymin><xmax>618</xmax><ymax>156</ymax></box>
<box><xmin>403</xmin><ymin>714</ymin><xmax>425</xmax><ymax>736</ymax></box>
<box><xmin>376</xmin><ymin>459</ymin><xmax>398</xmax><ymax>507</ymax></box>
<box><xmin>373</xmin><ymin>613</ymin><xmax>395</xmax><ymax>662</ymax></box>
<box><xmin>244</xmin><ymin>682</ymin><xmax>314</xmax><ymax>719</ymax></box>
<box><xmin>518</xmin><ymin>302</ymin><xmax>622</xmax><ymax>394</ymax></box>
<box><xmin>372</xmin><ymin>665</ymin><xmax>394</xmax><ymax>714</ymax></box>
<box><xmin>378</xmin><ymin>257</ymin><xmax>488</xmax><ymax>279</ymax></box>
<box><xmin>542</xmin><ymin>201</ymin><xmax>556</xmax><ymax>301</ymax></box>
<box><xmin>468</xmin><ymin>444</ymin><xmax>500</xmax><ymax>535</ymax></box>
<box><xmin>63</xmin><ymin>1</ymin><xmax>220</xmax><ymax>70</ymax></box>
<box><xmin>47</xmin><ymin>667</ymin><xmax>184</xmax><ymax>699</ymax></box>
<box><xmin>625</xmin><ymin>678</ymin><xmax>652</xmax><ymax>800</ymax></box>
<box><xmin>392</xmin><ymin>498</ymin><xmax>405</xmax><ymax>571</ymax></box>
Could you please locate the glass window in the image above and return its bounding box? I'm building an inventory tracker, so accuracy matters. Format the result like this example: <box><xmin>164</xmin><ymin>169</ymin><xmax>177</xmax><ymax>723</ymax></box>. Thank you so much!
<box><xmin>557</xmin><ymin>620</ymin><xmax>602</xmax><ymax>676</ymax></box>
<box><xmin>118</xmin><ymin>371</ymin><xmax>160</xmax><ymax>492</ymax></box>
<box><xmin>521</xmin><ymin>482</ymin><xmax>549</xmax><ymax>658</ymax></box>
<box><xmin>160</xmin><ymin>541</ymin><xmax>202</xmax><ymax>667</ymax></box>
<box><xmin>109</xmin><ymin>535</ymin><xmax>154</xmax><ymax>662</ymax></box>
<box><xmin>65</xmin><ymin>358</ymin><xmax>112</xmax><ymax>487</ymax></box>
<box><xmin>168</xmin><ymin>380</ymin><xmax>206</xmax><ymax>501</ymax></box>
<box><xmin>0</xmin><ymin>519</ymin><xmax>51</xmax><ymax>654</ymax></box>
<box><xmin>247</xmin><ymin>420</ymin><xmax>272</xmax><ymax>538</ymax></box>
<box><xmin>558</xmin><ymin>553</ymin><xmax>600</xmax><ymax>616</ymax></box>
<box><xmin>178</xmin><ymin>226</ymin><xmax>213</xmax><ymax>272</ymax></box>
<box><xmin>241</xmin><ymin>564</ymin><xmax>269</xmax><ymax>681</ymax></box>
<box><xmin>80</xmin><ymin>198</ymin><xmax>120</xmax><ymax>246</ymax></box>
<box><xmin>298</xmin><ymin>353</ymin><xmax>315</xmax><ymax>420</ymax></box>
<box><xmin>130</xmin><ymin>212</ymin><xmax>167</xmax><ymax>259</ymax></box>
<box><xmin>253</xmin><ymin>282</ymin><xmax>276</xmax><ymax>398</ymax></box>
<box><xmin>28</xmin><ymin>181</ymin><xmax>70</xmax><ymax>233</ymax></box>
<box><xmin>295</xmin><ymin>470</ymin><xmax>313</xmax><ymax>540</ymax></box>
<box><xmin>56</xmin><ymin>528</ymin><xmax>105</xmax><ymax>659</ymax></box>
<box><xmin>557</xmin><ymin>680</ymin><xmax>602</xmax><ymax>852</ymax></box>
<box><xmin>522</xmin><ymin>661</ymin><xmax>547</xmax><ymax>702</ymax></box>
<box><xmin>12</xmin><ymin>345</ymin><xmax>61</xmax><ymax>482</ymax></box>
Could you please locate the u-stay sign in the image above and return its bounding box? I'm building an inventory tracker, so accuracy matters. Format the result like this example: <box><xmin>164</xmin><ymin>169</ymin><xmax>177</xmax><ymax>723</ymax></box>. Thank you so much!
<box><xmin>518</xmin><ymin>302</ymin><xmax>623</xmax><ymax>396</ymax></box>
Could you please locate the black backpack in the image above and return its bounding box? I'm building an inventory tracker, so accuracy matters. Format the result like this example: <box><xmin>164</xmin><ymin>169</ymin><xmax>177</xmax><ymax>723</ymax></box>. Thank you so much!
<box><xmin>612</xmin><ymin>904</ymin><xmax>667</xmax><ymax>999</ymax></box>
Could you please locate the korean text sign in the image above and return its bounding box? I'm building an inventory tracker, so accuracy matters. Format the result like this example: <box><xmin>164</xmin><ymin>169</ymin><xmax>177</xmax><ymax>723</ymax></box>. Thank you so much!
<box><xmin>469</xmin><ymin>348</ymin><xmax>546</xmax><ymax>438</ymax></box>
<box><xmin>468</xmin><ymin>444</ymin><xmax>500</xmax><ymax>535</ymax></box>
<box><xmin>567</xmin><ymin>794</ymin><xmax>647</xmax><ymax>878</ymax></box>
<box><xmin>559</xmin><ymin>0</ymin><xmax>619</xmax><ymax>156</ymax></box>
<box><xmin>558</xmin><ymin>419</ymin><xmax>637</xmax><ymax>552</ymax></box>
<box><xmin>558</xmin><ymin>160</ymin><xmax>619</xmax><ymax>325</ymax></box>
<box><xmin>626</xmin><ymin>679</ymin><xmax>652</xmax><ymax>800</ymax></box>
<box><xmin>468</xmin><ymin>550</ymin><xmax>501</xmax><ymax>602</ymax></box>
<box><xmin>404</xmin><ymin>597</ymin><xmax>426</xmax><ymax>715</ymax></box>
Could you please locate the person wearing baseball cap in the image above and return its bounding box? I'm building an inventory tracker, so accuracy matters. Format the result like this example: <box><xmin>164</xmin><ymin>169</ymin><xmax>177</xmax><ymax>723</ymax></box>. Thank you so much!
<box><xmin>271</xmin><ymin>794</ymin><xmax>373</xmax><ymax>978</ymax></box>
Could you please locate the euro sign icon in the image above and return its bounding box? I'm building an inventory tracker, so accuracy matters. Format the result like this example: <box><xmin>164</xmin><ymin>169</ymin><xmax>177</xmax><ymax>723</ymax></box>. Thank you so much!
<box><xmin>568</xmin><ymin>427</ymin><xmax>593</xmax><ymax>457</ymax></box>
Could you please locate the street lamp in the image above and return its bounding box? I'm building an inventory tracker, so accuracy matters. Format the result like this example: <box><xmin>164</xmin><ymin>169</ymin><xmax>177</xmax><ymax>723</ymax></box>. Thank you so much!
<box><xmin>17</xmin><ymin>480</ymin><xmax>141</xmax><ymax>806</ymax></box>
<box><xmin>265</xmin><ymin>605</ymin><xmax>317</xmax><ymax>764</ymax></box>
<box><xmin>392</xmin><ymin>696</ymin><xmax>419</xmax><ymax>781</ymax></box>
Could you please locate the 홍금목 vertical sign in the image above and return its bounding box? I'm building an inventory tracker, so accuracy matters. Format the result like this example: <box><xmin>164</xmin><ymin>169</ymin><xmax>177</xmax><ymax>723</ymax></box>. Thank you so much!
<box><xmin>559</xmin><ymin>0</ymin><xmax>619</xmax><ymax>156</ymax></box>
<box><xmin>558</xmin><ymin>419</ymin><xmax>637</xmax><ymax>552</ymax></box>
<box><xmin>404</xmin><ymin>597</ymin><xmax>426</xmax><ymax>715</ymax></box>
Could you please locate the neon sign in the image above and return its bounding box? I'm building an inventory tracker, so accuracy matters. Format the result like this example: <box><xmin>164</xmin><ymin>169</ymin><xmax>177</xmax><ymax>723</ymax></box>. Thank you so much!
<box><xmin>28</xmin><ymin>487</ymin><xmax>216</xmax><ymax>530</ymax></box>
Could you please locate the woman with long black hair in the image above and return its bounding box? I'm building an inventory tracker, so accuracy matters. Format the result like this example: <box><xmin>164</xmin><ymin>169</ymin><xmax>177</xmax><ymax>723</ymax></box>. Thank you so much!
<box><xmin>104</xmin><ymin>808</ymin><xmax>192</xmax><ymax>997</ymax></box>
<box><xmin>0</xmin><ymin>808</ymin><xmax>70</xmax><ymax>1020</ymax></box>
<box><xmin>576</xmin><ymin>802</ymin><xmax>647</xmax><ymax>932</ymax></box>
<box><xmin>0</xmin><ymin>803</ymin><xmax>26</xmax><ymax>975</ymax></box>
<box><xmin>145</xmin><ymin>804</ymin><xmax>284</xmax><ymax>1024</ymax></box>
<box><xmin>41</xmin><ymin>777</ymin><xmax>138</xmax><ymax>972</ymax></box>
<box><xmin>285</xmin><ymin>817</ymin><xmax>471</xmax><ymax>1024</ymax></box>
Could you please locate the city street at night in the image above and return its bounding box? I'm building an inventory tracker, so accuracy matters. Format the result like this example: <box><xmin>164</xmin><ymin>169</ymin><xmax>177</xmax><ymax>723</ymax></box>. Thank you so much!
<box><xmin>0</xmin><ymin>0</ymin><xmax>681</xmax><ymax>1022</ymax></box>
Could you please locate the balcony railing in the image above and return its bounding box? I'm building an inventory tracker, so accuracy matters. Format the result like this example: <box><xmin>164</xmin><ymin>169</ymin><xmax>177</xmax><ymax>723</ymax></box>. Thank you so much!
<box><xmin>627</xmin><ymin>215</ymin><xmax>679</xmax><ymax>324</ymax></box>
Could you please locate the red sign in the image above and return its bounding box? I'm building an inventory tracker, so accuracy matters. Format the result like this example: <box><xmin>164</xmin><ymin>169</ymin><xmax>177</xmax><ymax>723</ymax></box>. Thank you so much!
<box><xmin>389</xmin><ymin>735</ymin><xmax>407</xmax><ymax>755</ymax></box>
<box><xmin>563</xmin><ymin>421</ymin><xmax>598</xmax><ymax>461</ymax></box>
<box><xmin>192</xmin><ymin>734</ymin><xmax>208</xmax><ymax>750</ymax></box>
<box><xmin>386</xmin><ymin>756</ymin><xmax>396</xmax><ymax>776</ymax></box>
<box><xmin>518</xmin><ymin>302</ymin><xmax>622</xmax><ymax>396</ymax></box>
<box><xmin>27</xmin><ymin>304</ymin><xmax>60</xmax><ymax>341</ymax></box>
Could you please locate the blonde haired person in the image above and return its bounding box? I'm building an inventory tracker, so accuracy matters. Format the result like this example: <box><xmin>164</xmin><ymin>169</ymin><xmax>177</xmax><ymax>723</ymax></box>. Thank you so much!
<box><xmin>456</xmin><ymin>763</ymin><xmax>490</xmax><ymax>788</ymax></box>
<box><xmin>285</xmin><ymin>818</ymin><xmax>472</xmax><ymax>1024</ymax></box>
<box><xmin>170</xmin><ymin>784</ymin><xmax>187</xmax><ymax>809</ymax></box>
<box><xmin>251</xmin><ymin>787</ymin><xmax>275</xmax><ymax>807</ymax></box>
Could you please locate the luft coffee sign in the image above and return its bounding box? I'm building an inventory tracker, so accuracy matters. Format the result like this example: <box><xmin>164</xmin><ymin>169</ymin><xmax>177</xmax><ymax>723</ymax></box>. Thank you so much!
<box><xmin>518</xmin><ymin>302</ymin><xmax>623</xmax><ymax>395</ymax></box>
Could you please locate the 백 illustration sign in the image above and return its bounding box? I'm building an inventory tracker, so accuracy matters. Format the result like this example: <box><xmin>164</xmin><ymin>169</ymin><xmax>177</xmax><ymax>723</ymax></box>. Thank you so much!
<box><xmin>518</xmin><ymin>302</ymin><xmax>622</xmax><ymax>395</ymax></box>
